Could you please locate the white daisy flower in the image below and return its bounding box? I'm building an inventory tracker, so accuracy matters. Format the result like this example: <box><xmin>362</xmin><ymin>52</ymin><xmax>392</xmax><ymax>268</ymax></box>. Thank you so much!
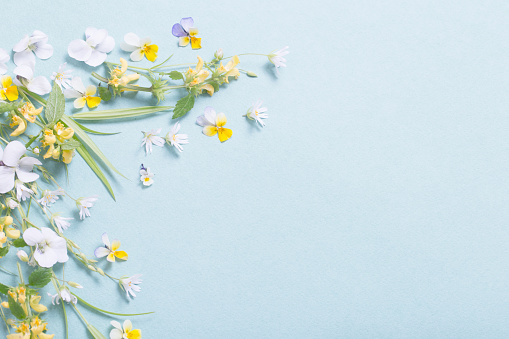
<box><xmin>141</xmin><ymin>128</ymin><xmax>164</xmax><ymax>154</ymax></box>
<box><xmin>51</xmin><ymin>63</ymin><xmax>73</xmax><ymax>89</ymax></box>
<box><xmin>52</xmin><ymin>214</ymin><xmax>73</xmax><ymax>233</ymax></box>
<box><xmin>5</xmin><ymin>198</ymin><xmax>19</xmax><ymax>209</ymax></box>
<box><xmin>120</xmin><ymin>274</ymin><xmax>142</xmax><ymax>298</ymax></box>
<box><xmin>48</xmin><ymin>286</ymin><xmax>76</xmax><ymax>305</ymax></box>
<box><xmin>12</xmin><ymin>30</ymin><xmax>53</xmax><ymax>66</ymax></box>
<box><xmin>38</xmin><ymin>188</ymin><xmax>64</xmax><ymax>210</ymax></box>
<box><xmin>16</xmin><ymin>182</ymin><xmax>34</xmax><ymax>202</ymax></box>
<box><xmin>268</xmin><ymin>46</ymin><xmax>289</xmax><ymax>73</ymax></box>
<box><xmin>165</xmin><ymin>122</ymin><xmax>189</xmax><ymax>152</ymax></box>
<box><xmin>76</xmin><ymin>195</ymin><xmax>98</xmax><ymax>220</ymax></box>
<box><xmin>245</xmin><ymin>100</ymin><xmax>269</xmax><ymax>127</ymax></box>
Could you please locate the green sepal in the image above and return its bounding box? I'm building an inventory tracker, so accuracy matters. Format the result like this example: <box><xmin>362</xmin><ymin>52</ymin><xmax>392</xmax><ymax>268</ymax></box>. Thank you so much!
<box><xmin>0</xmin><ymin>101</ymin><xmax>23</xmax><ymax>114</ymax></box>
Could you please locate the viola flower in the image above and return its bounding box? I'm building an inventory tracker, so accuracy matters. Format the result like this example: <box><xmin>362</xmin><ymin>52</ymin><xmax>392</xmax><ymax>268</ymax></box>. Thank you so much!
<box><xmin>94</xmin><ymin>232</ymin><xmax>128</xmax><ymax>262</ymax></box>
<box><xmin>141</xmin><ymin>128</ymin><xmax>164</xmax><ymax>154</ymax></box>
<box><xmin>48</xmin><ymin>286</ymin><xmax>77</xmax><ymax>305</ymax></box>
<box><xmin>268</xmin><ymin>46</ymin><xmax>289</xmax><ymax>73</ymax></box>
<box><xmin>139</xmin><ymin>165</ymin><xmax>154</xmax><ymax>186</ymax></box>
<box><xmin>165</xmin><ymin>122</ymin><xmax>189</xmax><ymax>152</ymax></box>
<box><xmin>16</xmin><ymin>181</ymin><xmax>34</xmax><ymax>202</ymax></box>
<box><xmin>63</xmin><ymin>77</ymin><xmax>101</xmax><ymax>109</ymax></box>
<box><xmin>172</xmin><ymin>17</ymin><xmax>201</xmax><ymax>49</ymax></box>
<box><xmin>245</xmin><ymin>100</ymin><xmax>269</xmax><ymax>127</ymax></box>
<box><xmin>120</xmin><ymin>33</ymin><xmax>158</xmax><ymax>62</ymax></box>
<box><xmin>196</xmin><ymin>106</ymin><xmax>233</xmax><ymax>143</ymax></box>
<box><xmin>23</xmin><ymin>227</ymin><xmax>69</xmax><ymax>268</ymax></box>
<box><xmin>38</xmin><ymin>188</ymin><xmax>64</xmax><ymax>210</ymax></box>
<box><xmin>0</xmin><ymin>48</ymin><xmax>9</xmax><ymax>75</ymax></box>
<box><xmin>68</xmin><ymin>27</ymin><xmax>115</xmax><ymax>67</ymax></box>
<box><xmin>13</xmin><ymin>63</ymin><xmax>51</xmax><ymax>95</ymax></box>
<box><xmin>0</xmin><ymin>140</ymin><xmax>41</xmax><ymax>194</ymax></box>
<box><xmin>110</xmin><ymin>320</ymin><xmax>141</xmax><ymax>339</ymax></box>
<box><xmin>120</xmin><ymin>274</ymin><xmax>142</xmax><ymax>299</ymax></box>
<box><xmin>0</xmin><ymin>75</ymin><xmax>18</xmax><ymax>101</ymax></box>
<box><xmin>12</xmin><ymin>30</ymin><xmax>53</xmax><ymax>66</ymax></box>
<box><xmin>76</xmin><ymin>195</ymin><xmax>98</xmax><ymax>220</ymax></box>
<box><xmin>51</xmin><ymin>63</ymin><xmax>73</xmax><ymax>89</ymax></box>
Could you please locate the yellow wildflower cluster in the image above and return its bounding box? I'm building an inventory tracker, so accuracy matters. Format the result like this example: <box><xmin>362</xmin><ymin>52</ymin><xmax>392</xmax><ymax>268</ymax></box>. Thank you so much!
<box><xmin>9</xmin><ymin>102</ymin><xmax>43</xmax><ymax>137</ymax></box>
<box><xmin>0</xmin><ymin>216</ymin><xmax>19</xmax><ymax>254</ymax></box>
<box><xmin>5</xmin><ymin>316</ymin><xmax>53</xmax><ymax>339</ymax></box>
<box><xmin>216</xmin><ymin>55</ymin><xmax>240</xmax><ymax>84</ymax></box>
<box><xmin>184</xmin><ymin>56</ymin><xmax>215</xmax><ymax>96</ymax></box>
<box><xmin>41</xmin><ymin>122</ymin><xmax>75</xmax><ymax>164</ymax></box>
<box><xmin>109</xmin><ymin>58</ymin><xmax>140</xmax><ymax>89</ymax></box>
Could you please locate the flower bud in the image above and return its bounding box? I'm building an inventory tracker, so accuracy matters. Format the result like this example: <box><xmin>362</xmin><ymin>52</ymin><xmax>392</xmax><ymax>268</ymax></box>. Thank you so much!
<box><xmin>246</xmin><ymin>71</ymin><xmax>258</xmax><ymax>77</ymax></box>
<box><xmin>97</xmin><ymin>267</ymin><xmax>106</xmax><ymax>276</ymax></box>
<box><xmin>33</xmin><ymin>147</ymin><xmax>40</xmax><ymax>155</ymax></box>
<box><xmin>16</xmin><ymin>250</ymin><xmax>28</xmax><ymax>262</ymax></box>
<box><xmin>5</xmin><ymin>227</ymin><xmax>20</xmax><ymax>239</ymax></box>
<box><xmin>87</xmin><ymin>265</ymin><xmax>96</xmax><ymax>271</ymax></box>
<box><xmin>214</xmin><ymin>48</ymin><xmax>224</xmax><ymax>60</ymax></box>
<box><xmin>68</xmin><ymin>281</ymin><xmax>83</xmax><ymax>289</ymax></box>
<box><xmin>0</xmin><ymin>216</ymin><xmax>13</xmax><ymax>226</ymax></box>
<box><xmin>0</xmin><ymin>301</ymin><xmax>8</xmax><ymax>308</ymax></box>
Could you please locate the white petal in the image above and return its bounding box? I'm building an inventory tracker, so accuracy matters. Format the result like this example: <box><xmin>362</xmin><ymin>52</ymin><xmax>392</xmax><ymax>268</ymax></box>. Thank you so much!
<box><xmin>120</xmin><ymin>42</ymin><xmax>138</xmax><ymax>52</ymax></box>
<box><xmin>196</xmin><ymin>115</ymin><xmax>212</xmax><ymax>127</ymax></box>
<box><xmin>27</xmin><ymin>76</ymin><xmax>51</xmax><ymax>95</ymax></box>
<box><xmin>13</xmin><ymin>50</ymin><xmax>35</xmax><ymax>66</ymax></box>
<box><xmin>23</xmin><ymin>228</ymin><xmax>43</xmax><ymax>246</ymax></box>
<box><xmin>130</xmin><ymin>49</ymin><xmax>144</xmax><ymax>62</ymax></box>
<box><xmin>101</xmin><ymin>232</ymin><xmax>110</xmax><ymax>247</ymax></box>
<box><xmin>204</xmin><ymin>107</ymin><xmax>217</xmax><ymax>125</ymax></box>
<box><xmin>96</xmin><ymin>36</ymin><xmax>115</xmax><ymax>53</ymax></box>
<box><xmin>123</xmin><ymin>320</ymin><xmax>132</xmax><ymax>332</ymax></box>
<box><xmin>85</xmin><ymin>50</ymin><xmax>107</xmax><ymax>67</ymax></box>
<box><xmin>0</xmin><ymin>166</ymin><xmax>15</xmax><ymax>194</ymax></box>
<box><xmin>86</xmin><ymin>29</ymin><xmax>107</xmax><ymax>47</ymax></box>
<box><xmin>68</xmin><ymin>40</ymin><xmax>92</xmax><ymax>62</ymax></box>
<box><xmin>109</xmin><ymin>329</ymin><xmax>123</xmax><ymax>339</ymax></box>
<box><xmin>85</xmin><ymin>27</ymin><xmax>97</xmax><ymax>39</ymax></box>
<box><xmin>34</xmin><ymin>43</ymin><xmax>53</xmax><ymax>59</ymax></box>
<box><xmin>34</xmin><ymin>248</ymin><xmax>57</xmax><ymax>268</ymax></box>
<box><xmin>13</xmin><ymin>35</ymin><xmax>29</xmax><ymax>52</ymax></box>
<box><xmin>110</xmin><ymin>321</ymin><xmax>122</xmax><ymax>330</ymax></box>
<box><xmin>16</xmin><ymin>156</ymin><xmax>41</xmax><ymax>183</ymax></box>
<box><xmin>0</xmin><ymin>63</ymin><xmax>7</xmax><ymax>75</ymax></box>
<box><xmin>139</xmin><ymin>37</ymin><xmax>152</xmax><ymax>46</ymax></box>
<box><xmin>3</xmin><ymin>141</ymin><xmax>26</xmax><ymax>167</ymax></box>
<box><xmin>123</xmin><ymin>33</ymin><xmax>141</xmax><ymax>47</ymax></box>
<box><xmin>71</xmin><ymin>77</ymin><xmax>86</xmax><ymax>93</ymax></box>
<box><xmin>63</xmin><ymin>88</ymin><xmax>82</xmax><ymax>99</ymax></box>
<box><xmin>94</xmin><ymin>247</ymin><xmax>110</xmax><ymax>258</ymax></box>
<box><xmin>0</xmin><ymin>48</ymin><xmax>9</xmax><ymax>63</ymax></box>
<box><xmin>13</xmin><ymin>64</ymin><xmax>34</xmax><ymax>80</ymax></box>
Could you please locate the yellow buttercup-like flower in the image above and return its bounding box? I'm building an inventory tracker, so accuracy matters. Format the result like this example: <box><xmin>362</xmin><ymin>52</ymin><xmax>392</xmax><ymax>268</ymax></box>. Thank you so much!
<box><xmin>54</xmin><ymin>122</ymin><xmax>74</xmax><ymax>142</ymax></box>
<box><xmin>0</xmin><ymin>75</ymin><xmax>18</xmax><ymax>101</ymax></box>
<box><xmin>18</xmin><ymin>103</ymin><xmax>43</xmax><ymax>123</ymax></box>
<box><xmin>185</xmin><ymin>56</ymin><xmax>210</xmax><ymax>87</ymax></box>
<box><xmin>217</xmin><ymin>55</ymin><xmax>240</xmax><ymax>83</ymax></box>
<box><xmin>10</xmin><ymin>116</ymin><xmax>26</xmax><ymax>137</ymax></box>
<box><xmin>109</xmin><ymin>58</ymin><xmax>140</xmax><ymax>88</ymax></box>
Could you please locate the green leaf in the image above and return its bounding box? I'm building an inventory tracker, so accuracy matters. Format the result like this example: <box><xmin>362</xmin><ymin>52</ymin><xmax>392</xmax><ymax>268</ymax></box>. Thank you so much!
<box><xmin>87</xmin><ymin>324</ymin><xmax>107</xmax><ymax>339</ymax></box>
<box><xmin>168</xmin><ymin>71</ymin><xmax>184</xmax><ymax>80</ymax></box>
<box><xmin>60</xmin><ymin>139</ymin><xmax>82</xmax><ymax>151</ymax></box>
<box><xmin>98</xmin><ymin>86</ymin><xmax>112</xmax><ymax>101</ymax></box>
<box><xmin>8</xmin><ymin>295</ymin><xmax>26</xmax><ymax>320</ymax></box>
<box><xmin>12</xmin><ymin>238</ymin><xmax>27</xmax><ymax>248</ymax></box>
<box><xmin>0</xmin><ymin>246</ymin><xmax>9</xmax><ymax>257</ymax></box>
<box><xmin>45</xmin><ymin>82</ymin><xmax>65</xmax><ymax>126</ymax></box>
<box><xmin>210</xmin><ymin>81</ymin><xmax>220</xmax><ymax>92</ymax></box>
<box><xmin>72</xmin><ymin>120</ymin><xmax>120</xmax><ymax>135</ymax></box>
<box><xmin>0</xmin><ymin>283</ymin><xmax>10</xmax><ymax>295</ymax></box>
<box><xmin>73</xmin><ymin>293</ymin><xmax>154</xmax><ymax>316</ymax></box>
<box><xmin>172</xmin><ymin>94</ymin><xmax>195</xmax><ymax>119</ymax></box>
<box><xmin>0</xmin><ymin>101</ymin><xmax>23</xmax><ymax>113</ymax></box>
<box><xmin>72</xmin><ymin>106</ymin><xmax>173</xmax><ymax>121</ymax></box>
<box><xmin>76</xmin><ymin>146</ymin><xmax>115</xmax><ymax>200</ymax></box>
<box><xmin>28</xmin><ymin>267</ymin><xmax>52</xmax><ymax>288</ymax></box>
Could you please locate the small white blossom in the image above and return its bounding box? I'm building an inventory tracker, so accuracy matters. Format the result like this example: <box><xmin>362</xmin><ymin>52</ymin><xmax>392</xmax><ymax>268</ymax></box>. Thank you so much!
<box><xmin>76</xmin><ymin>195</ymin><xmax>98</xmax><ymax>220</ymax></box>
<box><xmin>16</xmin><ymin>181</ymin><xmax>34</xmax><ymax>202</ymax></box>
<box><xmin>165</xmin><ymin>122</ymin><xmax>189</xmax><ymax>152</ymax></box>
<box><xmin>120</xmin><ymin>274</ymin><xmax>142</xmax><ymax>298</ymax></box>
<box><xmin>141</xmin><ymin>128</ymin><xmax>164</xmax><ymax>154</ymax></box>
<box><xmin>23</xmin><ymin>227</ymin><xmax>68</xmax><ymax>268</ymax></box>
<box><xmin>48</xmin><ymin>286</ymin><xmax>77</xmax><ymax>305</ymax></box>
<box><xmin>5</xmin><ymin>198</ymin><xmax>19</xmax><ymax>209</ymax></box>
<box><xmin>51</xmin><ymin>63</ymin><xmax>73</xmax><ymax>89</ymax></box>
<box><xmin>38</xmin><ymin>188</ymin><xmax>64</xmax><ymax>210</ymax></box>
<box><xmin>245</xmin><ymin>100</ymin><xmax>269</xmax><ymax>127</ymax></box>
<box><xmin>268</xmin><ymin>46</ymin><xmax>289</xmax><ymax>73</ymax></box>
<box><xmin>52</xmin><ymin>214</ymin><xmax>73</xmax><ymax>233</ymax></box>
<box><xmin>16</xmin><ymin>250</ymin><xmax>28</xmax><ymax>262</ymax></box>
<box><xmin>139</xmin><ymin>166</ymin><xmax>154</xmax><ymax>186</ymax></box>
<box><xmin>12</xmin><ymin>30</ymin><xmax>53</xmax><ymax>66</ymax></box>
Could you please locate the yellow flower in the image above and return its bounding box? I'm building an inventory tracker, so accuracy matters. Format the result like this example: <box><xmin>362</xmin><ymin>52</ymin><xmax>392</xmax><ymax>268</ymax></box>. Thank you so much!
<box><xmin>54</xmin><ymin>122</ymin><xmax>74</xmax><ymax>142</ymax></box>
<box><xmin>62</xmin><ymin>150</ymin><xmax>74</xmax><ymax>164</ymax></box>
<box><xmin>43</xmin><ymin>144</ymin><xmax>55</xmax><ymax>160</ymax></box>
<box><xmin>51</xmin><ymin>146</ymin><xmax>61</xmax><ymax>160</ymax></box>
<box><xmin>198</xmin><ymin>84</ymin><xmax>214</xmax><ymax>96</ymax></box>
<box><xmin>67</xmin><ymin>77</ymin><xmax>101</xmax><ymax>109</ymax></box>
<box><xmin>111</xmin><ymin>58</ymin><xmax>129</xmax><ymax>78</ymax></box>
<box><xmin>30</xmin><ymin>295</ymin><xmax>48</xmax><ymax>313</ymax></box>
<box><xmin>217</xmin><ymin>55</ymin><xmax>240</xmax><ymax>83</ymax></box>
<box><xmin>110</xmin><ymin>320</ymin><xmax>141</xmax><ymax>339</ymax></box>
<box><xmin>197</xmin><ymin>107</ymin><xmax>233</xmax><ymax>143</ymax></box>
<box><xmin>0</xmin><ymin>301</ymin><xmax>8</xmax><ymax>308</ymax></box>
<box><xmin>0</xmin><ymin>232</ymin><xmax>7</xmax><ymax>247</ymax></box>
<box><xmin>185</xmin><ymin>56</ymin><xmax>209</xmax><ymax>87</ymax></box>
<box><xmin>0</xmin><ymin>75</ymin><xmax>18</xmax><ymax>101</ymax></box>
<box><xmin>95</xmin><ymin>233</ymin><xmax>128</xmax><ymax>262</ymax></box>
<box><xmin>5</xmin><ymin>226</ymin><xmax>20</xmax><ymax>239</ymax></box>
<box><xmin>10</xmin><ymin>116</ymin><xmax>27</xmax><ymax>137</ymax></box>
<box><xmin>18</xmin><ymin>103</ymin><xmax>43</xmax><ymax>123</ymax></box>
<box><xmin>42</xmin><ymin>129</ymin><xmax>56</xmax><ymax>146</ymax></box>
<box><xmin>16</xmin><ymin>287</ymin><xmax>26</xmax><ymax>304</ymax></box>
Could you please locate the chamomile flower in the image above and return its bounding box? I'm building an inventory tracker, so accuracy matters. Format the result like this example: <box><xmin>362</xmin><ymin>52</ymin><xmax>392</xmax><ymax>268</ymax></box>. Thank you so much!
<box><xmin>68</xmin><ymin>27</ymin><xmax>115</xmax><ymax>67</ymax></box>
<box><xmin>139</xmin><ymin>165</ymin><xmax>154</xmax><ymax>186</ymax></box>
<box><xmin>52</xmin><ymin>214</ymin><xmax>73</xmax><ymax>233</ymax></box>
<box><xmin>13</xmin><ymin>30</ymin><xmax>53</xmax><ymax>66</ymax></box>
<box><xmin>51</xmin><ymin>63</ymin><xmax>73</xmax><ymax>89</ymax></box>
<box><xmin>63</xmin><ymin>77</ymin><xmax>101</xmax><ymax>109</ymax></box>
<box><xmin>38</xmin><ymin>188</ymin><xmax>64</xmax><ymax>210</ymax></box>
<box><xmin>172</xmin><ymin>17</ymin><xmax>201</xmax><ymax>49</ymax></box>
<box><xmin>0</xmin><ymin>48</ymin><xmax>9</xmax><ymax>75</ymax></box>
<box><xmin>110</xmin><ymin>320</ymin><xmax>141</xmax><ymax>339</ymax></box>
<box><xmin>245</xmin><ymin>100</ymin><xmax>269</xmax><ymax>127</ymax></box>
<box><xmin>120</xmin><ymin>274</ymin><xmax>142</xmax><ymax>299</ymax></box>
<box><xmin>94</xmin><ymin>232</ymin><xmax>128</xmax><ymax>262</ymax></box>
<box><xmin>196</xmin><ymin>106</ymin><xmax>233</xmax><ymax>142</ymax></box>
<box><xmin>141</xmin><ymin>128</ymin><xmax>164</xmax><ymax>154</ymax></box>
<box><xmin>268</xmin><ymin>46</ymin><xmax>289</xmax><ymax>73</ymax></box>
<box><xmin>165</xmin><ymin>122</ymin><xmax>188</xmax><ymax>152</ymax></box>
<box><xmin>76</xmin><ymin>195</ymin><xmax>98</xmax><ymax>220</ymax></box>
<box><xmin>120</xmin><ymin>33</ymin><xmax>158</xmax><ymax>62</ymax></box>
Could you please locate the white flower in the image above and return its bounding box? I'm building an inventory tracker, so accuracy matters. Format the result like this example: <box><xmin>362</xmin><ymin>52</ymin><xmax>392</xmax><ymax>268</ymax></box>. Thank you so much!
<box><xmin>16</xmin><ymin>182</ymin><xmax>34</xmax><ymax>202</ymax></box>
<box><xmin>120</xmin><ymin>274</ymin><xmax>142</xmax><ymax>299</ymax></box>
<box><xmin>0</xmin><ymin>140</ymin><xmax>41</xmax><ymax>194</ymax></box>
<box><xmin>5</xmin><ymin>198</ymin><xmax>19</xmax><ymax>209</ymax></box>
<box><xmin>165</xmin><ymin>122</ymin><xmax>189</xmax><ymax>152</ymax></box>
<box><xmin>139</xmin><ymin>167</ymin><xmax>154</xmax><ymax>186</ymax></box>
<box><xmin>68</xmin><ymin>27</ymin><xmax>115</xmax><ymax>67</ymax></box>
<box><xmin>48</xmin><ymin>286</ymin><xmax>77</xmax><ymax>305</ymax></box>
<box><xmin>51</xmin><ymin>63</ymin><xmax>73</xmax><ymax>89</ymax></box>
<box><xmin>0</xmin><ymin>48</ymin><xmax>9</xmax><ymax>75</ymax></box>
<box><xmin>245</xmin><ymin>100</ymin><xmax>269</xmax><ymax>127</ymax></box>
<box><xmin>76</xmin><ymin>195</ymin><xmax>98</xmax><ymax>220</ymax></box>
<box><xmin>38</xmin><ymin>188</ymin><xmax>64</xmax><ymax>210</ymax></box>
<box><xmin>52</xmin><ymin>214</ymin><xmax>73</xmax><ymax>233</ymax></box>
<box><xmin>120</xmin><ymin>33</ymin><xmax>158</xmax><ymax>62</ymax></box>
<box><xmin>12</xmin><ymin>30</ymin><xmax>53</xmax><ymax>66</ymax></box>
<box><xmin>110</xmin><ymin>320</ymin><xmax>141</xmax><ymax>339</ymax></box>
<box><xmin>23</xmin><ymin>227</ymin><xmax>68</xmax><ymax>268</ymax></box>
<box><xmin>13</xmin><ymin>63</ymin><xmax>51</xmax><ymax>95</ymax></box>
<box><xmin>141</xmin><ymin>128</ymin><xmax>164</xmax><ymax>154</ymax></box>
<box><xmin>268</xmin><ymin>46</ymin><xmax>289</xmax><ymax>72</ymax></box>
<box><xmin>63</xmin><ymin>77</ymin><xmax>101</xmax><ymax>109</ymax></box>
<box><xmin>16</xmin><ymin>250</ymin><xmax>28</xmax><ymax>262</ymax></box>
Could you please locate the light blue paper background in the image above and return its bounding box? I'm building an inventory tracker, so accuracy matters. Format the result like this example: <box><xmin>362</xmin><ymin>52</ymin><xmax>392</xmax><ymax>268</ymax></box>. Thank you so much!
<box><xmin>1</xmin><ymin>0</ymin><xmax>509</xmax><ymax>337</ymax></box>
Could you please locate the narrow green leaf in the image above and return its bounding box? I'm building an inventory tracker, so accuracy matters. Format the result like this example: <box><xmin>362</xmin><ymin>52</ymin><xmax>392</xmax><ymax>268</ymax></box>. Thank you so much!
<box><xmin>45</xmin><ymin>82</ymin><xmax>65</xmax><ymax>126</ymax></box>
<box><xmin>12</xmin><ymin>238</ymin><xmax>27</xmax><ymax>248</ymax></box>
<box><xmin>72</xmin><ymin>106</ymin><xmax>173</xmax><ymax>120</ymax></box>
<box><xmin>76</xmin><ymin>146</ymin><xmax>116</xmax><ymax>200</ymax></box>
<box><xmin>7</xmin><ymin>295</ymin><xmax>26</xmax><ymax>320</ymax></box>
<box><xmin>172</xmin><ymin>94</ymin><xmax>195</xmax><ymax>119</ymax></box>
<box><xmin>74</xmin><ymin>293</ymin><xmax>154</xmax><ymax>316</ymax></box>
<box><xmin>168</xmin><ymin>71</ymin><xmax>184</xmax><ymax>80</ymax></box>
<box><xmin>28</xmin><ymin>267</ymin><xmax>52</xmax><ymax>288</ymax></box>
<box><xmin>72</xmin><ymin>120</ymin><xmax>120</xmax><ymax>135</ymax></box>
<box><xmin>0</xmin><ymin>283</ymin><xmax>10</xmax><ymax>295</ymax></box>
<box><xmin>60</xmin><ymin>139</ymin><xmax>82</xmax><ymax>151</ymax></box>
<box><xmin>87</xmin><ymin>324</ymin><xmax>107</xmax><ymax>339</ymax></box>
<box><xmin>62</xmin><ymin>115</ymin><xmax>125</xmax><ymax>179</ymax></box>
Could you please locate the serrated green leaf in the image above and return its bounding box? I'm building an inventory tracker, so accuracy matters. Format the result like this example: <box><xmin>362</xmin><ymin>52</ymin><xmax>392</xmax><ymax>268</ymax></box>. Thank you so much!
<box><xmin>8</xmin><ymin>295</ymin><xmax>26</xmax><ymax>320</ymax></box>
<box><xmin>72</xmin><ymin>106</ymin><xmax>173</xmax><ymax>120</ymax></box>
<box><xmin>12</xmin><ymin>238</ymin><xmax>27</xmax><ymax>248</ymax></box>
<box><xmin>168</xmin><ymin>71</ymin><xmax>184</xmax><ymax>80</ymax></box>
<box><xmin>60</xmin><ymin>139</ymin><xmax>82</xmax><ymax>150</ymax></box>
<box><xmin>45</xmin><ymin>82</ymin><xmax>65</xmax><ymax>126</ymax></box>
<box><xmin>0</xmin><ymin>246</ymin><xmax>9</xmax><ymax>257</ymax></box>
<box><xmin>0</xmin><ymin>283</ymin><xmax>10</xmax><ymax>295</ymax></box>
<box><xmin>172</xmin><ymin>94</ymin><xmax>195</xmax><ymax>119</ymax></box>
<box><xmin>98</xmin><ymin>86</ymin><xmax>112</xmax><ymax>101</ymax></box>
<box><xmin>76</xmin><ymin>146</ymin><xmax>115</xmax><ymax>200</ymax></box>
<box><xmin>28</xmin><ymin>267</ymin><xmax>52</xmax><ymax>288</ymax></box>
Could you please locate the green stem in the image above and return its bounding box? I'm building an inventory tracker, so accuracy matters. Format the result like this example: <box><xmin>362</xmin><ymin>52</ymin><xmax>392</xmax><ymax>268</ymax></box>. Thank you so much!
<box><xmin>72</xmin><ymin>293</ymin><xmax>154</xmax><ymax>316</ymax></box>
